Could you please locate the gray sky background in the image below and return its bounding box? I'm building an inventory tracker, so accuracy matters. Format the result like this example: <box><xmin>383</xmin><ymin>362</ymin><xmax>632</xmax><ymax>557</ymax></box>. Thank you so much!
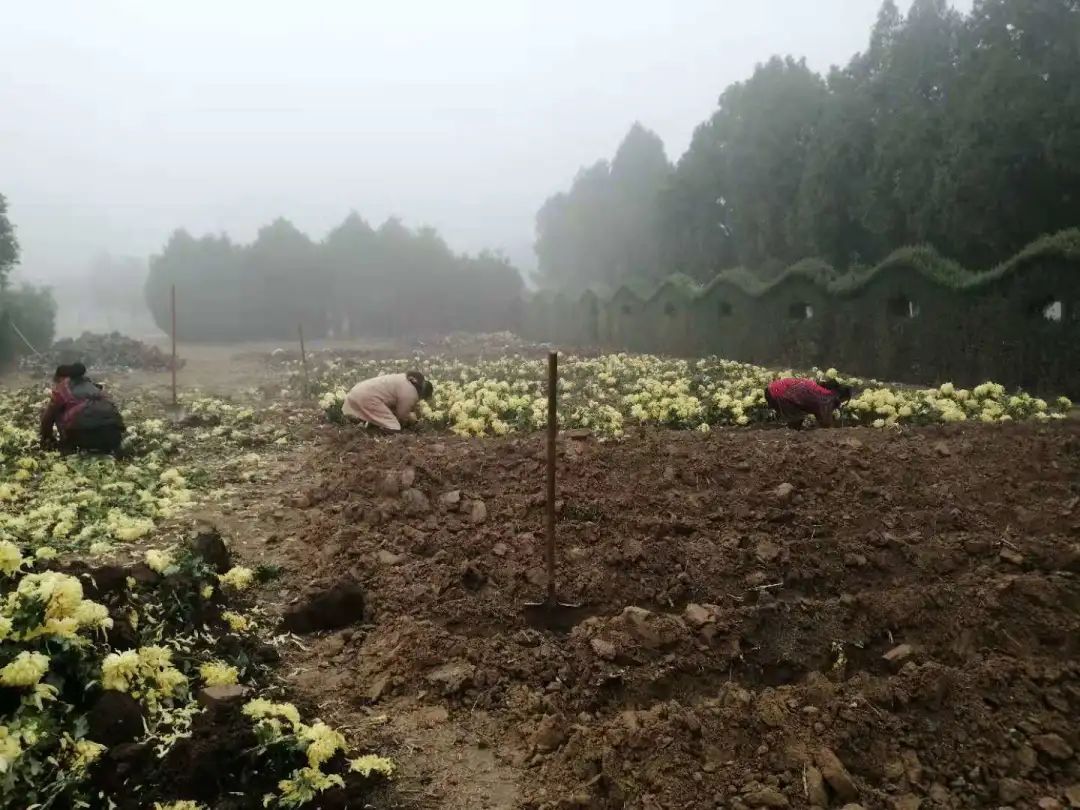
<box><xmin>2</xmin><ymin>0</ymin><xmax>973</xmax><ymax>285</ymax></box>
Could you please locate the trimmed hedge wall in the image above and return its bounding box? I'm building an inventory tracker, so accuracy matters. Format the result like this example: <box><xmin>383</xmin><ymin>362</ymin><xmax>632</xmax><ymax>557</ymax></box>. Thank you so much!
<box><xmin>521</xmin><ymin>230</ymin><xmax>1080</xmax><ymax>397</ymax></box>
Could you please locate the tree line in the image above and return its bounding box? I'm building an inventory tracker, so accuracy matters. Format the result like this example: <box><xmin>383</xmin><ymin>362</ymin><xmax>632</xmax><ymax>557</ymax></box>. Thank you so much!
<box><xmin>535</xmin><ymin>0</ymin><xmax>1080</xmax><ymax>290</ymax></box>
<box><xmin>0</xmin><ymin>193</ymin><xmax>57</xmax><ymax>367</ymax></box>
<box><xmin>145</xmin><ymin>214</ymin><xmax>524</xmax><ymax>342</ymax></box>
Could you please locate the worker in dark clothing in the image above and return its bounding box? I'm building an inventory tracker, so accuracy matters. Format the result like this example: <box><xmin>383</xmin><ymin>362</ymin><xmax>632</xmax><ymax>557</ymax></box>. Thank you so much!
<box><xmin>40</xmin><ymin>363</ymin><xmax>125</xmax><ymax>454</ymax></box>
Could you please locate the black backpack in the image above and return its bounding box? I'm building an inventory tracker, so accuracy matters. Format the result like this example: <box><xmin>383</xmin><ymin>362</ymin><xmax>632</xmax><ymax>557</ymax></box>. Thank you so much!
<box><xmin>68</xmin><ymin>379</ymin><xmax>125</xmax><ymax>432</ymax></box>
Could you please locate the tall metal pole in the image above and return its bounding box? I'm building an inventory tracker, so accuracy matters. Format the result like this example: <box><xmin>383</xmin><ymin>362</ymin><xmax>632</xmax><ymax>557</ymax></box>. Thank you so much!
<box><xmin>170</xmin><ymin>284</ymin><xmax>177</xmax><ymax>408</ymax></box>
<box><xmin>545</xmin><ymin>351</ymin><xmax>558</xmax><ymax>605</ymax></box>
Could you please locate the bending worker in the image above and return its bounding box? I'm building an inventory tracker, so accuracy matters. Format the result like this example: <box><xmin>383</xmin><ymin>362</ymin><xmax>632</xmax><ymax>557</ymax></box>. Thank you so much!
<box><xmin>343</xmin><ymin>370</ymin><xmax>433</xmax><ymax>432</ymax></box>
<box><xmin>765</xmin><ymin>376</ymin><xmax>852</xmax><ymax>429</ymax></box>
<box><xmin>40</xmin><ymin>363</ymin><xmax>126</xmax><ymax>453</ymax></box>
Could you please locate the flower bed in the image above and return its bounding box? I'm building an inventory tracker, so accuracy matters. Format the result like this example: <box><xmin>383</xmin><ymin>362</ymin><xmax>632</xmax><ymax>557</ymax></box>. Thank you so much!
<box><xmin>0</xmin><ymin>385</ymin><xmax>392</xmax><ymax>808</ymax></box>
<box><xmin>308</xmin><ymin>353</ymin><xmax>1072</xmax><ymax>437</ymax></box>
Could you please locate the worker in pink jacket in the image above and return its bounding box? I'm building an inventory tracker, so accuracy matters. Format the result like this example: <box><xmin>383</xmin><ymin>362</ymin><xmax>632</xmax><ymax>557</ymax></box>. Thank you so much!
<box><xmin>342</xmin><ymin>370</ymin><xmax>433</xmax><ymax>431</ymax></box>
<box><xmin>764</xmin><ymin>377</ymin><xmax>851</xmax><ymax>429</ymax></box>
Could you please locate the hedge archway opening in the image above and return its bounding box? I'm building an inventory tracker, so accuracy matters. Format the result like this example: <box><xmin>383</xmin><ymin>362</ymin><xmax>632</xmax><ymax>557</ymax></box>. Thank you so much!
<box><xmin>787</xmin><ymin>302</ymin><xmax>813</xmax><ymax>321</ymax></box>
<box><xmin>888</xmin><ymin>295</ymin><xmax>920</xmax><ymax>319</ymax></box>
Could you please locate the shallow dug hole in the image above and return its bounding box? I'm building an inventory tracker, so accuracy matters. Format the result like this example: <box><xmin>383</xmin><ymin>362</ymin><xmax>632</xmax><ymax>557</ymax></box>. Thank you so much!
<box><xmin>259</xmin><ymin>422</ymin><xmax>1079</xmax><ymax>809</ymax></box>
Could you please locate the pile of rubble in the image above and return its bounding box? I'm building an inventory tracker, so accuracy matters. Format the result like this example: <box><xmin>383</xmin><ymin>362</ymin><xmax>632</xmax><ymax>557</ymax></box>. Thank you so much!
<box><xmin>24</xmin><ymin>331</ymin><xmax>183</xmax><ymax>372</ymax></box>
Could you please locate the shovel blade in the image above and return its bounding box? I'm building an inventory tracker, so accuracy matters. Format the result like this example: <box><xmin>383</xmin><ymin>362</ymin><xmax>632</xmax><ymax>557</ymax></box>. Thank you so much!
<box><xmin>165</xmin><ymin>403</ymin><xmax>187</xmax><ymax>423</ymax></box>
<box><xmin>523</xmin><ymin>599</ymin><xmax>589</xmax><ymax>632</ymax></box>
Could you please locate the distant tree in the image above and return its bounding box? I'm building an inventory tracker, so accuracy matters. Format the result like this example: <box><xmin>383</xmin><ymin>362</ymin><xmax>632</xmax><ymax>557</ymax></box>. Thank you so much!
<box><xmin>607</xmin><ymin>123</ymin><xmax>672</xmax><ymax>282</ymax></box>
<box><xmin>247</xmin><ymin>218</ymin><xmax>322</xmax><ymax>339</ymax></box>
<box><xmin>1</xmin><ymin>284</ymin><xmax>56</xmax><ymax>353</ymax></box>
<box><xmin>929</xmin><ymin>0</ymin><xmax>1080</xmax><ymax>266</ymax></box>
<box><xmin>0</xmin><ymin>194</ymin><xmax>18</xmax><ymax>290</ymax></box>
<box><xmin>795</xmin><ymin>1</ymin><xmax>907</xmax><ymax>266</ymax></box>
<box><xmin>146</xmin><ymin>230</ymin><xmax>247</xmax><ymax>341</ymax></box>
<box><xmin>656</xmin><ymin>120</ymin><xmax>737</xmax><ymax>283</ymax></box>
<box><xmin>535</xmin><ymin>123</ymin><xmax>671</xmax><ymax>289</ymax></box>
<box><xmin>0</xmin><ymin>194</ymin><xmax>56</xmax><ymax>365</ymax></box>
<box><xmin>144</xmin><ymin>215</ymin><xmax>523</xmax><ymax>342</ymax></box>
<box><xmin>539</xmin><ymin>0</ymin><xmax>1080</xmax><ymax>282</ymax></box>
<box><xmin>535</xmin><ymin>161</ymin><xmax>614</xmax><ymax>290</ymax></box>
<box><xmin>857</xmin><ymin>0</ymin><xmax>963</xmax><ymax>252</ymax></box>
<box><xmin>658</xmin><ymin>57</ymin><xmax>827</xmax><ymax>276</ymax></box>
<box><xmin>321</xmin><ymin>212</ymin><xmax>377</xmax><ymax>337</ymax></box>
<box><xmin>713</xmin><ymin>57</ymin><xmax>827</xmax><ymax>269</ymax></box>
<box><xmin>451</xmin><ymin>250</ymin><xmax>525</xmax><ymax>333</ymax></box>
<box><xmin>794</xmin><ymin>64</ymin><xmax>878</xmax><ymax>267</ymax></box>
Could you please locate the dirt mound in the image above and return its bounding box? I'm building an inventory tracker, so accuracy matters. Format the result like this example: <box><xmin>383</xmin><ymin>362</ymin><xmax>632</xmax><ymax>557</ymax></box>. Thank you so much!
<box><xmin>25</xmin><ymin>331</ymin><xmax>182</xmax><ymax>372</ymax></box>
<box><xmin>270</xmin><ymin>422</ymin><xmax>1080</xmax><ymax>808</ymax></box>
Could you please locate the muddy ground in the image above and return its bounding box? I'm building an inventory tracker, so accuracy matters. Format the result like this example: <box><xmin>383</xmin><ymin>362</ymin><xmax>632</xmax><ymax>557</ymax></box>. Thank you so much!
<box><xmin>209</xmin><ymin>415</ymin><xmax>1080</xmax><ymax>810</ymax></box>
<box><xmin>9</xmin><ymin>338</ymin><xmax>1078</xmax><ymax>809</ymax></box>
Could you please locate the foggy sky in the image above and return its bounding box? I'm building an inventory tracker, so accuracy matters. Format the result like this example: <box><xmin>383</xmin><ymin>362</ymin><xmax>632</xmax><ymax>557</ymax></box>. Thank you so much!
<box><xmin>2</xmin><ymin>0</ymin><xmax>973</xmax><ymax>284</ymax></box>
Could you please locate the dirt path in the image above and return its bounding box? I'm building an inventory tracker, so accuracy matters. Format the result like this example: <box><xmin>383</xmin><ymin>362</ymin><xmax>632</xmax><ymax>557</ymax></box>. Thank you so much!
<box><xmin>187</xmin><ymin>428</ymin><xmax>523</xmax><ymax>809</ymax></box>
<box><xmin>188</xmin><ymin>418</ymin><xmax>1080</xmax><ymax>809</ymax></box>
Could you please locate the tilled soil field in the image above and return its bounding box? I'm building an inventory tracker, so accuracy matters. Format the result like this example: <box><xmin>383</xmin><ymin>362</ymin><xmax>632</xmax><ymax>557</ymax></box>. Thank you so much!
<box><xmin>250</xmin><ymin>421</ymin><xmax>1080</xmax><ymax>810</ymax></box>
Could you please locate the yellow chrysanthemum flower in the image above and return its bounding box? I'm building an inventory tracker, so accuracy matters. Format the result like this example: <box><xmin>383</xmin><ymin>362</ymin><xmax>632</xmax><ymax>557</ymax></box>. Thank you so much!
<box><xmin>243</xmin><ymin>698</ymin><xmax>302</xmax><ymax>732</ymax></box>
<box><xmin>101</xmin><ymin>650</ymin><xmax>141</xmax><ymax>692</ymax></box>
<box><xmin>221</xmin><ymin>611</ymin><xmax>249</xmax><ymax>633</ymax></box>
<box><xmin>145</xmin><ymin>549</ymin><xmax>174</xmax><ymax>574</ymax></box>
<box><xmin>199</xmin><ymin>661</ymin><xmax>239</xmax><ymax>687</ymax></box>
<box><xmin>275</xmin><ymin>767</ymin><xmax>345</xmax><ymax>806</ymax></box>
<box><xmin>349</xmin><ymin>754</ymin><xmax>395</xmax><ymax>778</ymax></box>
<box><xmin>73</xmin><ymin>599</ymin><xmax>113</xmax><ymax>631</ymax></box>
<box><xmin>0</xmin><ymin>651</ymin><xmax>50</xmax><ymax>687</ymax></box>
<box><xmin>218</xmin><ymin>566</ymin><xmax>254</xmax><ymax>591</ymax></box>
<box><xmin>0</xmin><ymin>726</ymin><xmax>23</xmax><ymax>773</ymax></box>
<box><xmin>0</xmin><ymin>541</ymin><xmax>24</xmax><ymax>576</ymax></box>
<box><xmin>70</xmin><ymin>739</ymin><xmax>106</xmax><ymax>772</ymax></box>
<box><xmin>301</xmin><ymin>721</ymin><xmax>346</xmax><ymax>768</ymax></box>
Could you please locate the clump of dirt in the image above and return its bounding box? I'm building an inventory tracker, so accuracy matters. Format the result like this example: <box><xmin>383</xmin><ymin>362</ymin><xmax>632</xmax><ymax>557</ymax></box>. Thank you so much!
<box><xmin>268</xmin><ymin>422</ymin><xmax>1080</xmax><ymax>809</ymax></box>
<box><xmin>282</xmin><ymin>580</ymin><xmax>366</xmax><ymax>633</ymax></box>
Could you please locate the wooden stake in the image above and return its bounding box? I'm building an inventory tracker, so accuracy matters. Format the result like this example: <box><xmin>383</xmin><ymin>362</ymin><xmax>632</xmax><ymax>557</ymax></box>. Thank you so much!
<box><xmin>170</xmin><ymin>284</ymin><xmax>177</xmax><ymax>408</ymax></box>
<box><xmin>298</xmin><ymin>323</ymin><xmax>310</xmax><ymax>397</ymax></box>
<box><xmin>545</xmin><ymin>350</ymin><xmax>558</xmax><ymax>605</ymax></box>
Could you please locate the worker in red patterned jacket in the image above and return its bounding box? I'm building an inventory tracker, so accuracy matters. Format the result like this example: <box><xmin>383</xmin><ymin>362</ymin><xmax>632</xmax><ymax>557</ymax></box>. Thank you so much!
<box><xmin>40</xmin><ymin>363</ymin><xmax>125</xmax><ymax>454</ymax></box>
<box><xmin>765</xmin><ymin>377</ymin><xmax>852</xmax><ymax>429</ymax></box>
